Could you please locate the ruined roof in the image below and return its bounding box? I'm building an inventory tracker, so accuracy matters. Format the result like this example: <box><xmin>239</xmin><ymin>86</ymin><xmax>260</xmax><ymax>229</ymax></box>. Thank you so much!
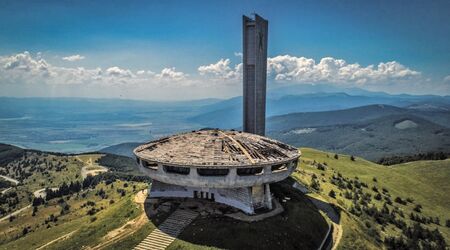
<box><xmin>134</xmin><ymin>129</ymin><xmax>300</xmax><ymax>167</ymax></box>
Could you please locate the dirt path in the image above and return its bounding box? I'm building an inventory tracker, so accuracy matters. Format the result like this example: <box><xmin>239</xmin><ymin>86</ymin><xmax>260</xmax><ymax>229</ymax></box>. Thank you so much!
<box><xmin>33</xmin><ymin>187</ymin><xmax>59</xmax><ymax>198</ymax></box>
<box><xmin>0</xmin><ymin>175</ymin><xmax>19</xmax><ymax>185</ymax></box>
<box><xmin>76</xmin><ymin>156</ymin><xmax>108</xmax><ymax>179</ymax></box>
<box><xmin>0</xmin><ymin>205</ymin><xmax>31</xmax><ymax>223</ymax></box>
<box><xmin>35</xmin><ymin>230</ymin><xmax>78</xmax><ymax>250</ymax></box>
<box><xmin>89</xmin><ymin>190</ymin><xmax>149</xmax><ymax>250</ymax></box>
<box><xmin>331</xmin><ymin>223</ymin><xmax>343</xmax><ymax>250</ymax></box>
<box><xmin>1</xmin><ymin>187</ymin><xmax>12</xmax><ymax>194</ymax></box>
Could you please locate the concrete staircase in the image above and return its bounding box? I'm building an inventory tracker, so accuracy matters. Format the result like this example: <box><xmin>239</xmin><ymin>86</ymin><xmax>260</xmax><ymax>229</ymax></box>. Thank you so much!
<box><xmin>134</xmin><ymin>209</ymin><xmax>198</xmax><ymax>250</ymax></box>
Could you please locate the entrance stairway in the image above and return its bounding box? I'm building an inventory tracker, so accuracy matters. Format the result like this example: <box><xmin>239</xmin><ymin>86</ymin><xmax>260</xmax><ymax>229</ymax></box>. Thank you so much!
<box><xmin>134</xmin><ymin>209</ymin><xmax>198</xmax><ymax>250</ymax></box>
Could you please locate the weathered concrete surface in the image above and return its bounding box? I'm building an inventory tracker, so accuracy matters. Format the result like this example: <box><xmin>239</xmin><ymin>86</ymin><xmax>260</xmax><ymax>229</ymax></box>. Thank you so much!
<box><xmin>243</xmin><ymin>14</ymin><xmax>268</xmax><ymax>136</ymax></box>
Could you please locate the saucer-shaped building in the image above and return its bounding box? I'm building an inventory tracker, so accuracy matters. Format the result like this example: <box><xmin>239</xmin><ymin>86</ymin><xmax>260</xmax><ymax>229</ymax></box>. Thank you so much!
<box><xmin>134</xmin><ymin>129</ymin><xmax>300</xmax><ymax>214</ymax></box>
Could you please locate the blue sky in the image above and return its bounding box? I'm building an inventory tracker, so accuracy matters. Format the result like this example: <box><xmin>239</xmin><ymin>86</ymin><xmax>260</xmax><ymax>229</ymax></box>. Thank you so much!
<box><xmin>0</xmin><ymin>0</ymin><xmax>449</xmax><ymax>100</ymax></box>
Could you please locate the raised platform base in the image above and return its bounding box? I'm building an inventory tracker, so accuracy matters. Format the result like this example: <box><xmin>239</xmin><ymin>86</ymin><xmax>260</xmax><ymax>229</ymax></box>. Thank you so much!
<box><xmin>149</xmin><ymin>180</ymin><xmax>272</xmax><ymax>214</ymax></box>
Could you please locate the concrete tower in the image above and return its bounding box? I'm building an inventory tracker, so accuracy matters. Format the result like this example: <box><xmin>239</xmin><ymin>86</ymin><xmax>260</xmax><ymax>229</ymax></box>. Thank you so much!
<box><xmin>243</xmin><ymin>14</ymin><xmax>268</xmax><ymax>136</ymax></box>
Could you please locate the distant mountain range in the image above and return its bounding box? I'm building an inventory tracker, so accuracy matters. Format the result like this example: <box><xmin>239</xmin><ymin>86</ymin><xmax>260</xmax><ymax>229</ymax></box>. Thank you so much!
<box><xmin>101</xmin><ymin>104</ymin><xmax>450</xmax><ymax>161</ymax></box>
<box><xmin>99</xmin><ymin>142</ymin><xmax>141</xmax><ymax>158</ymax></box>
<box><xmin>188</xmin><ymin>92</ymin><xmax>450</xmax><ymax>129</ymax></box>
<box><xmin>266</xmin><ymin>103</ymin><xmax>450</xmax><ymax>160</ymax></box>
<box><xmin>2</xmin><ymin>86</ymin><xmax>450</xmax><ymax>160</ymax></box>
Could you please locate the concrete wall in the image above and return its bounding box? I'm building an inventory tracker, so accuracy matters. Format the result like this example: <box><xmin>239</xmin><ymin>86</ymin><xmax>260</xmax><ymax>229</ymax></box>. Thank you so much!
<box><xmin>137</xmin><ymin>157</ymin><xmax>297</xmax><ymax>189</ymax></box>
<box><xmin>150</xmin><ymin>180</ymin><xmax>256</xmax><ymax>214</ymax></box>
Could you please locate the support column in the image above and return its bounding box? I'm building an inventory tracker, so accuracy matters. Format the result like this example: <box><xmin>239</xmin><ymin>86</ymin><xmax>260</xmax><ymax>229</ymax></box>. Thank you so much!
<box><xmin>265</xmin><ymin>183</ymin><xmax>272</xmax><ymax>210</ymax></box>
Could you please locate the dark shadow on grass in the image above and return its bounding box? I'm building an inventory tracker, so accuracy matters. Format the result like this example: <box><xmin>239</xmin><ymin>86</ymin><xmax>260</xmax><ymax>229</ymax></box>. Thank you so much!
<box><xmin>141</xmin><ymin>178</ymin><xmax>330</xmax><ymax>250</ymax></box>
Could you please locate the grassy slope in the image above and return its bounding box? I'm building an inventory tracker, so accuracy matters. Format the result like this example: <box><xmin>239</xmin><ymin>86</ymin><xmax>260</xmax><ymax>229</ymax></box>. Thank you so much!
<box><xmin>0</xmin><ymin>180</ymin><xmax>147</xmax><ymax>249</ymax></box>
<box><xmin>294</xmin><ymin>148</ymin><xmax>450</xmax><ymax>248</ymax></box>
<box><xmin>0</xmin><ymin>149</ymin><xmax>152</xmax><ymax>249</ymax></box>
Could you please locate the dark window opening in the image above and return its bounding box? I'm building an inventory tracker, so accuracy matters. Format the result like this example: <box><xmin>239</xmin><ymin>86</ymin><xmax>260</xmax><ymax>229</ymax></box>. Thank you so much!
<box><xmin>237</xmin><ymin>167</ymin><xmax>263</xmax><ymax>176</ymax></box>
<box><xmin>197</xmin><ymin>168</ymin><xmax>229</xmax><ymax>176</ymax></box>
<box><xmin>143</xmin><ymin>161</ymin><xmax>158</xmax><ymax>170</ymax></box>
<box><xmin>163</xmin><ymin>165</ymin><xmax>190</xmax><ymax>175</ymax></box>
<box><xmin>271</xmin><ymin>164</ymin><xmax>287</xmax><ymax>172</ymax></box>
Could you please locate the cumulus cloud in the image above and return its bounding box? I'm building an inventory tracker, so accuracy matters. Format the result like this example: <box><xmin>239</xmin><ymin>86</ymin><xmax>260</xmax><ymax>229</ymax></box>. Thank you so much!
<box><xmin>0</xmin><ymin>51</ymin><xmax>424</xmax><ymax>94</ymax></box>
<box><xmin>0</xmin><ymin>52</ymin><xmax>187</xmax><ymax>86</ymax></box>
<box><xmin>2</xmin><ymin>51</ymin><xmax>51</xmax><ymax>76</ymax></box>
<box><xmin>197</xmin><ymin>55</ymin><xmax>420</xmax><ymax>86</ymax></box>
<box><xmin>106</xmin><ymin>66</ymin><xmax>134</xmax><ymax>78</ymax></box>
<box><xmin>156</xmin><ymin>67</ymin><xmax>186</xmax><ymax>81</ymax></box>
<box><xmin>198</xmin><ymin>58</ymin><xmax>241</xmax><ymax>80</ymax></box>
<box><xmin>62</xmin><ymin>54</ymin><xmax>85</xmax><ymax>62</ymax></box>
<box><xmin>267</xmin><ymin>55</ymin><xmax>420</xmax><ymax>85</ymax></box>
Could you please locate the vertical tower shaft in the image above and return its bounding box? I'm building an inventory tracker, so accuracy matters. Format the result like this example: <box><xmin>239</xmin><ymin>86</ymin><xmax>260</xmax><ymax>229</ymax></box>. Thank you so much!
<box><xmin>243</xmin><ymin>14</ymin><xmax>268</xmax><ymax>136</ymax></box>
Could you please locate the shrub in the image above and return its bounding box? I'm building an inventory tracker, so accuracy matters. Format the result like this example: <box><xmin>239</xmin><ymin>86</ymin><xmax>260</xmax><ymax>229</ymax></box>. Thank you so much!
<box><xmin>344</xmin><ymin>191</ymin><xmax>353</xmax><ymax>199</ymax></box>
<box><xmin>310</xmin><ymin>178</ymin><xmax>320</xmax><ymax>191</ymax></box>
<box><xmin>334</xmin><ymin>154</ymin><xmax>339</xmax><ymax>160</ymax></box>
<box><xmin>328</xmin><ymin>190</ymin><xmax>336</xmax><ymax>198</ymax></box>
<box><xmin>350</xmin><ymin>155</ymin><xmax>355</xmax><ymax>161</ymax></box>
<box><xmin>317</xmin><ymin>163</ymin><xmax>326</xmax><ymax>171</ymax></box>
<box><xmin>394</xmin><ymin>197</ymin><xmax>407</xmax><ymax>205</ymax></box>
<box><xmin>413</xmin><ymin>204</ymin><xmax>422</xmax><ymax>213</ymax></box>
<box><xmin>374</xmin><ymin>193</ymin><xmax>382</xmax><ymax>200</ymax></box>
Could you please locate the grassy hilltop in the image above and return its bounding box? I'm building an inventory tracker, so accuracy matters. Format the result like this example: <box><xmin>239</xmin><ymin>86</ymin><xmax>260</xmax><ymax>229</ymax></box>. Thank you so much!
<box><xmin>294</xmin><ymin>148</ymin><xmax>450</xmax><ymax>249</ymax></box>
<box><xmin>0</xmin><ymin>143</ymin><xmax>449</xmax><ymax>249</ymax></box>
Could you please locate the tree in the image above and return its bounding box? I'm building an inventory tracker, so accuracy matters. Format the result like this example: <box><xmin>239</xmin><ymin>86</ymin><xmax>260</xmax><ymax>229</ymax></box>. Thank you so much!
<box><xmin>413</xmin><ymin>204</ymin><xmax>422</xmax><ymax>213</ymax></box>
<box><xmin>374</xmin><ymin>193</ymin><xmax>382</xmax><ymax>200</ymax></box>
<box><xmin>350</xmin><ymin>155</ymin><xmax>355</xmax><ymax>161</ymax></box>
<box><xmin>32</xmin><ymin>206</ymin><xmax>38</xmax><ymax>216</ymax></box>
<box><xmin>334</xmin><ymin>154</ymin><xmax>339</xmax><ymax>160</ymax></box>
<box><xmin>328</xmin><ymin>190</ymin><xmax>336</xmax><ymax>198</ymax></box>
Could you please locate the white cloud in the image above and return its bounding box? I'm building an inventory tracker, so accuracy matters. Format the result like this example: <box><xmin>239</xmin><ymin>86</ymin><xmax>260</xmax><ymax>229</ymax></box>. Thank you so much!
<box><xmin>156</xmin><ymin>67</ymin><xmax>186</xmax><ymax>81</ymax></box>
<box><xmin>198</xmin><ymin>58</ymin><xmax>241</xmax><ymax>80</ymax></box>
<box><xmin>106</xmin><ymin>66</ymin><xmax>134</xmax><ymax>78</ymax></box>
<box><xmin>234</xmin><ymin>52</ymin><xmax>243</xmax><ymax>58</ymax></box>
<box><xmin>0</xmin><ymin>52</ymin><xmax>187</xmax><ymax>86</ymax></box>
<box><xmin>267</xmin><ymin>55</ymin><xmax>421</xmax><ymax>85</ymax></box>
<box><xmin>444</xmin><ymin>75</ymin><xmax>450</xmax><ymax>82</ymax></box>
<box><xmin>0</xmin><ymin>51</ymin><xmax>435</xmax><ymax>98</ymax></box>
<box><xmin>62</xmin><ymin>54</ymin><xmax>85</xmax><ymax>62</ymax></box>
<box><xmin>2</xmin><ymin>51</ymin><xmax>51</xmax><ymax>76</ymax></box>
<box><xmin>198</xmin><ymin>55</ymin><xmax>421</xmax><ymax>86</ymax></box>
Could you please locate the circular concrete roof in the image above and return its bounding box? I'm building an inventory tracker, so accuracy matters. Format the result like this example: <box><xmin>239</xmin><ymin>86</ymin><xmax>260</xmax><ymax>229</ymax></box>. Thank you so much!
<box><xmin>134</xmin><ymin>129</ymin><xmax>300</xmax><ymax>167</ymax></box>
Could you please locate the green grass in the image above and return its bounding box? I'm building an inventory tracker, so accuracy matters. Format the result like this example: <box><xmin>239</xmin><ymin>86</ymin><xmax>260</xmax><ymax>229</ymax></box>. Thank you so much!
<box><xmin>107</xmin><ymin>224</ymin><xmax>155</xmax><ymax>250</ymax></box>
<box><xmin>1</xmin><ymin>146</ymin><xmax>449</xmax><ymax>249</ymax></box>
<box><xmin>0</xmin><ymin>180</ymin><xmax>147</xmax><ymax>250</ymax></box>
<box><xmin>294</xmin><ymin>148</ymin><xmax>450</xmax><ymax>248</ymax></box>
